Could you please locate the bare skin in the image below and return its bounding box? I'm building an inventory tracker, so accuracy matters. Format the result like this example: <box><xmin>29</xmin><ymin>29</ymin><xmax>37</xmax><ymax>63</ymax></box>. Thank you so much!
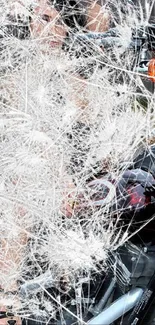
<box><xmin>86</xmin><ymin>2</ymin><xmax>110</xmax><ymax>32</ymax></box>
<box><xmin>0</xmin><ymin>230</ymin><xmax>28</xmax><ymax>325</ymax></box>
<box><xmin>30</xmin><ymin>0</ymin><xmax>68</xmax><ymax>49</ymax></box>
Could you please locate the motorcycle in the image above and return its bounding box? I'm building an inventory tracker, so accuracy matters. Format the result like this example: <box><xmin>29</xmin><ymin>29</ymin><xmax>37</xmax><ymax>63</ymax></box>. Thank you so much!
<box><xmin>67</xmin><ymin>23</ymin><xmax>155</xmax><ymax>94</ymax></box>
<box><xmin>3</xmin><ymin>145</ymin><xmax>153</xmax><ymax>325</ymax></box>
<box><xmin>2</xmin><ymin>13</ymin><xmax>155</xmax><ymax>93</ymax></box>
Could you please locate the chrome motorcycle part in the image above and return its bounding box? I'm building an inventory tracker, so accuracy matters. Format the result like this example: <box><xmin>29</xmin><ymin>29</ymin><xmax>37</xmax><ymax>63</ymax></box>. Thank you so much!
<box><xmin>90</xmin><ymin>278</ymin><xmax>116</xmax><ymax>316</ymax></box>
<box><xmin>19</xmin><ymin>271</ymin><xmax>54</xmax><ymax>297</ymax></box>
<box><xmin>88</xmin><ymin>288</ymin><xmax>143</xmax><ymax>325</ymax></box>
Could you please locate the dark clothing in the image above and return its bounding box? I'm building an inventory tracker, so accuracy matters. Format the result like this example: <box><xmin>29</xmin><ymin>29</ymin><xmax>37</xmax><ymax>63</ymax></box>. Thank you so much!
<box><xmin>67</xmin><ymin>122</ymin><xmax>91</xmax><ymax>182</ymax></box>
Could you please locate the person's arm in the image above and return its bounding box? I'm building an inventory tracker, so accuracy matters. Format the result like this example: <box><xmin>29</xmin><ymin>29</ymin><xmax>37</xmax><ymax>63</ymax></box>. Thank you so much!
<box><xmin>86</xmin><ymin>1</ymin><xmax>110</xmax><ymax>32</ymax></box>
<box><xmin>0</xmin><ymin>229</ymin><xmax>28</xmax><ymax>324</ymax></box>
<box><xmin>0</xmin><ymin>231</ymin><xmax>28</xmax><ymax>292</ymax></box>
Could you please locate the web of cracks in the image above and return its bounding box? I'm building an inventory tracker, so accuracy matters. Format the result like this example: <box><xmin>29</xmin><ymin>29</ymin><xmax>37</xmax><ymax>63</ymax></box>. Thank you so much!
<box><xmin>0</xmin><ymin>0</ymin><xmax>155</xmax><ymax>322</ymax></box>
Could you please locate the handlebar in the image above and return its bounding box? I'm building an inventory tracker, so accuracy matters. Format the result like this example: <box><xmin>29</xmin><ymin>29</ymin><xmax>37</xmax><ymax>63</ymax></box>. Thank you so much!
<box><xmin>75</xmin><ymin>35</ymin><xmax>139</xmax><ymax>50</ymax></box>
<box><xmin>69</xmin><ymin>24</ymin><xmax>155</xmax><ymax>51</ymax></box>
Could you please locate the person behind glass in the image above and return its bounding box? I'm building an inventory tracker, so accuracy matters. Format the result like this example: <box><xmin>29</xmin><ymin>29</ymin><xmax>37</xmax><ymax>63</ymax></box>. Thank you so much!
<box><xmin>5</xmin><ymin>0</ymin><xmax>110</xmax><ymax>52</ymax></box>
<box><xmin>0</xmin><ymin>1</ymin><xmax>110</xmax><ymax>324</ymax></box>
